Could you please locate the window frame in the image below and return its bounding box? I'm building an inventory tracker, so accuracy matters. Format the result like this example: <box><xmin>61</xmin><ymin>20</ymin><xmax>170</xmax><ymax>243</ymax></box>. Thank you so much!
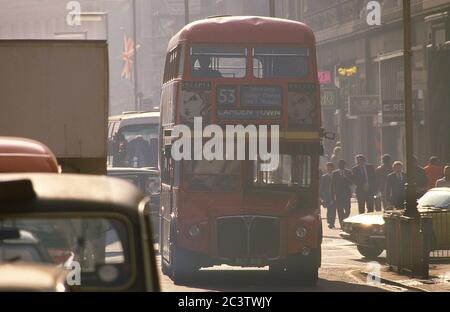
<box><xmin>189</xmin><ymin>45</ymin><xmax>248</xmax><ymax>79</ymax></box>
<box><xmin>252</xmin><ymin>46</ymin><xmax>310</xmax><ymax>79</ymax></box>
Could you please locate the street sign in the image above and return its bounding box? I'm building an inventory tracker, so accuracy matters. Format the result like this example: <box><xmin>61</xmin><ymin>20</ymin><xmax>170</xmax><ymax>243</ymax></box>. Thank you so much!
<box><xmin>348</xmin><ymin>95</ymin><xmax>380</xmax><ymax>116</ymax></box>
<box><xmin>382</xmin><ymin>99</ymin><xmax>404</xmax><ymax>123</ymax></box>
<box><xmin>320</xmin><ymin>88</ymin><xmax>337</xmax><ymax>108</ymax></box>
<box><xmin>318</xmin><ymin>71</ymin><xmax>332</xmax><ymax>84</ymax></box>
<box><xmin>382</xmin><ymin>99</ymin><xmax>422</xmax><ymax>123</ymax></box>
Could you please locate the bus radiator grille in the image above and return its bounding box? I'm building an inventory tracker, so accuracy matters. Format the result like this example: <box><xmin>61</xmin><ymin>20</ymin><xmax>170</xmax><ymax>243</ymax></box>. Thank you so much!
<box><xmin>216</xmin><ymin>216</ymin><xmax>280</xmax><ymax>260</ymax></box>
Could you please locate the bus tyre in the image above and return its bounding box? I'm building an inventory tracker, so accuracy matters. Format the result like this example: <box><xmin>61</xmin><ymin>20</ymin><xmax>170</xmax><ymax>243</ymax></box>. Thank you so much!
<box><xmin>288</xmin><ymin>247</ymin><xmax>321</xmax><ymax>286</ymax></box>
<box><xmin>357</xmin><ymin>245</ymin><xmax>383</xmax><ymax>259</ymax></box>
<box><xmin>170</xmin><ymin>245</ymin><xmax>197</xmax><ymax>285</ymax></box>
<box><xmin>269</xmin><ymin>263</ymin><xmax>286</xmax><ymax>278</ymax></box>
<box><xmin>296</xmin><ymin>267</ymin><xmax>318</xmax><ymax>286</ymax></box>
<box><xmin>161</xmin><ymin>258</ymin><xmax>170</xmax><ymax>276</ymax></box>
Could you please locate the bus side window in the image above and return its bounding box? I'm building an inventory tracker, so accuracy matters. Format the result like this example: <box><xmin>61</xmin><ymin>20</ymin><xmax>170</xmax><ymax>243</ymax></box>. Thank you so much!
<box><xmin>163</xmin><ymin>45</ymin><xmax>183</xmax><ymax>83</ymax></box>
<box><xmin>177</xmin><ymin>45</ymin><xmax>184</xmax><ymax>78</ymax></box>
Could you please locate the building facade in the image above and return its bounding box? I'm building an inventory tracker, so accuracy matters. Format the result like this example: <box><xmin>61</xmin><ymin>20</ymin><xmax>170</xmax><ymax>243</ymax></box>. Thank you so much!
<box><xmin>285</xmin><ymin>0</ymin><xmax>450</xmax><ymax>166</ymax></box>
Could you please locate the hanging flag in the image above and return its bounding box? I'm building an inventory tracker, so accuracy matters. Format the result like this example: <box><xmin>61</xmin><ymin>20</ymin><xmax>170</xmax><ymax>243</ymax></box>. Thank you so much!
<box><xmin>121</xmin><ymin>33</ymin><xmax>136</xmax><ymax>80</ymax></box>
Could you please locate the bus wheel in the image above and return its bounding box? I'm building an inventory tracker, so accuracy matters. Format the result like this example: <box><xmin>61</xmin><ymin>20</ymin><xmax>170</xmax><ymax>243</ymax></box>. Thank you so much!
<box><xmin>170</xmin><ymin>245</ymin><xmax>197</xmax><ymax>285</ymax></box>
<box><xmin>161</xmin><ymin>258</ymin><xmax>170</xmax><ymax>276</ymax></box>
<box><xmin>296</xmin><ymin>267</ymin><xmax>318</xmax><ymax>286</ymax></box>
<box><xmin>269</xmin><ymin>263</ymin><xmax>286</xmax><ymax>276</ymax></box>
<box><xmin>288</xmin><ymin>247</ymin><xmax>321</xmax><ymax>286</ymax></box>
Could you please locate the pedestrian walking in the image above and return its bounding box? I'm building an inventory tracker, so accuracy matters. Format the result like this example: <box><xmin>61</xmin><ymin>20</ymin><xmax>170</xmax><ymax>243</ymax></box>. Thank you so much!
<box><xmin>331</xmin><ymin>159</ymin><xmax>353</xmax><ymax>227</ymax></box>
<box><xmin>330</xmin><ymin>146</ymin><xmax>342</xmax><ymax>168</ymax></box>
<box><xmin>385</xmin><ymin>161</ymin><xmax>406</xmax><ymax>209</ymax></box>
<box><xmin>320</xmin><ymin>162</ymin><xmax>336</xmax><ymax>229</ymax></box>
<box><xmin>424</xmin><ymin>156</ymin><xmax>444</xmax><ymax>190</ymax></box>
<box><xmin>352</xmin><ymin>154</ymin><xmax>377</xmax><ymax>214</ymax></box>
<box><xmin>375</xmin><ymin>154</ymin><xmax>393</xmax><ymax>211</ymax></box>
<box><xmin>412</xmin><ymin>156</ymin><xmax>428</xmax><ymax>198</ymax></box>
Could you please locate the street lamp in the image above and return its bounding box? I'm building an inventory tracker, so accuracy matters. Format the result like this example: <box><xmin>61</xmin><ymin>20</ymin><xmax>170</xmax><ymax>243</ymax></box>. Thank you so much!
<box><xmin>403</xmin><ymin>0</ymin><xmax>417</xmax><ymax>218</ymax></box>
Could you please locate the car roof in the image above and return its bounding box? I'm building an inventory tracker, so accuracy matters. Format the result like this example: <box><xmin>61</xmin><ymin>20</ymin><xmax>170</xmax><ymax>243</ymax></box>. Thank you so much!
<box><xmin>0</xmin><ymin>137</ymin><xmax>59</xmax><ymax>173</ymax></box>
<box><xmin>0</xmin><ymin>173</ymin><xmax>144</xmax><ymax>212</ymax></box>
<box><xmin>427</xmin><ymin>187</ymin><xmax>450</xmax><ymax>192</ymax></box>
<box><xmin>109</xmin><ymin>112</ymin><xmax>160</xmax><ymax>124</ymax></box>
<box><xmin>0</xmin><ymin>263</ymin><xmax>67</xmax><ymax>291</ymax></box>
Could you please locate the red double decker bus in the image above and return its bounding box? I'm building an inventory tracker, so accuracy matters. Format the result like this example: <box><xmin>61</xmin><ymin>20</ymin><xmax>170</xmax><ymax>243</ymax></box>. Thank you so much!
<box><xmin>159</xmin><ymin>16</ymin><xmax>323</xmax><ymax>285</ymax></box>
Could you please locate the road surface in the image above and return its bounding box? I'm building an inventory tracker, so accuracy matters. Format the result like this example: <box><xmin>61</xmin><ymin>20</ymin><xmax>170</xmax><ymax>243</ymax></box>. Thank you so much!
<box><xmin>156</xmin><ymin>202</ymin><xmax>412</xmax><ymax>292</ymax></box>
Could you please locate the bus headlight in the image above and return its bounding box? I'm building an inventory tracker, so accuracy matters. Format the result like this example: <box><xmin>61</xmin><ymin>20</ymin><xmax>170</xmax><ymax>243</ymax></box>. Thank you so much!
<box><xmin>295</xmin><ymin>226</ymin><xmax>307</xmax><ymax>239</ymax></box>
<box><xmin>188</xmin><ymin>225</ymin><xmax>200</xmax><ymax>237</ymax></box>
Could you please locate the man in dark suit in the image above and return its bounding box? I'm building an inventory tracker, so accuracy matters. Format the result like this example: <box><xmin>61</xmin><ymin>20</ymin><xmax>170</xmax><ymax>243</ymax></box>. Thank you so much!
<box><xmin>332</xmin><ymin>159</ymin><xmax>353</xmax><ymax>227</ymax></box>
<box><xmin>320</xmin><ymin>162</ymin><xmax>336</xmax><ymax>229</ymax></box>
<box><xmin>385</xmin><ymin>161</ymin><xmax>406</xmax><ymax>209</ymax></box>
<box><xmin>412</xmin><ymin>156</ymin><xmax>428</xmax><ymax>198</ymax></box>
<box><xmin>352</xmin><ymin>154</ymin><xmax>377</xmax><ymax>214</ymax></box>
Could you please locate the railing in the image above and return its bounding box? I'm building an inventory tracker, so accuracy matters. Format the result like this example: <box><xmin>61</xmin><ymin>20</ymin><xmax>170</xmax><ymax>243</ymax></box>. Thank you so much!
<box><xmin>384</xmin><ymin>211</ymin><xmax>431</xmax><ymax>278</ymax></box>
<box><xmin>384</xmin><ymin>209</ymin><xmax>450</xmax><ymax>278</ymax></box>
<box><xmin>420</xmin><ymin>209</ymin><xmax>450</xmax><ymax>259</ymax></box>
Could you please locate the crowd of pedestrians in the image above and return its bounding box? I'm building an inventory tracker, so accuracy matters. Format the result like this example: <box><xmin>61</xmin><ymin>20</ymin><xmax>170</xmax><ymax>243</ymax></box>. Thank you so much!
<box><xmin>320</xmin><ymin>149</ymin><xmax>449</xmax><ymax>229</ymax></box>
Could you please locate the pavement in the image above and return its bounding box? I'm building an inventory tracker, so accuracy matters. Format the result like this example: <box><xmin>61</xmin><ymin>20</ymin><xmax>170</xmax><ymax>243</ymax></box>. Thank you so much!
<box><xmin>361</xmin><ymin>262</ymin><xmax>450</xmax><ymax>292</ymax></box>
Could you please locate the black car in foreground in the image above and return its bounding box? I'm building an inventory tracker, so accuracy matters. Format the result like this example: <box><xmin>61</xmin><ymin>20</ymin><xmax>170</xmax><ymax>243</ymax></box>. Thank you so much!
<box><xmin>0</xmin><ymin>173</ymin><xmax>160</xmax><ymax>291</ymax></box>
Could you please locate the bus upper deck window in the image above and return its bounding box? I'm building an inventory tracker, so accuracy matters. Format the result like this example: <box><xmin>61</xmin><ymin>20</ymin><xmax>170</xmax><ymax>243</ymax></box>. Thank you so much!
<box><xmin>253</xmin><ymin>47</ymin><xmax>308</xmax><ymax>79</ymax></box>
<box><xmin>190</xmin><ymin>46</ymin><xmax>247</xmax><ymax>79</ymax></box>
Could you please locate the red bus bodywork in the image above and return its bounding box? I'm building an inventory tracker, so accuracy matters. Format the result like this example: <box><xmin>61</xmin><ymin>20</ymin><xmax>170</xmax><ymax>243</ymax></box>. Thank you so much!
<box><xmin>160</xmin><ymin>16</ymin><xmax>323</xmax><ymax>284</ymax></box>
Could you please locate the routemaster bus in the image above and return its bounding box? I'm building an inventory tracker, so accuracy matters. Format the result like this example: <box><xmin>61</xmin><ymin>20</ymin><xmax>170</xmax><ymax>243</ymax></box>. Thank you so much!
<box><xmin>159</xmin><ymin>16</ymin><xmax>324</xmax><ymax>285</ymax></box>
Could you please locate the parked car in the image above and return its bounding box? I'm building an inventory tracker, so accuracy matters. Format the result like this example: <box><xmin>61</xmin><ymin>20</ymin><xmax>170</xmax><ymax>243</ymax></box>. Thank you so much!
<box><xmin>0</xmin><ymin>263</ymin><xmax>68</xmax><ymax>292</ymax></box>
<box><xmin>107</xmin><ymin>167</ymin><xmax>160</xmax><ymax>242</ymax></box>
<box><xmin>0</xmin><ymin>136</ymin><xmax>59</xmax><ymax>173</ymax></box>
<box><xmin>0</xmin><ymin>173</ymin><xmax>160</xmax><ymax>291</ymax></box>
<box><xmin>340</xmin><ymin>187</ymin><xmax>450</xmax><ymax>259</ymax></box>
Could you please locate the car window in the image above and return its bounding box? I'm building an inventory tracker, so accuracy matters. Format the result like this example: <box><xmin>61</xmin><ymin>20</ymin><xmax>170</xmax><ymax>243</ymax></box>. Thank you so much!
<box><xmin>0</xmin><ymin>217</ymin><xmax>133</xmax><ymax>289</ymax></box>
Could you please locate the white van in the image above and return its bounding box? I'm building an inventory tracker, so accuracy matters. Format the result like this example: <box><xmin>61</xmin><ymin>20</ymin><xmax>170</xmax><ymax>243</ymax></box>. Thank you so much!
<box><xmin>108</xmin><ymin>111</ymin><xmax>160</xmax><ymax>168</ymax></box>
